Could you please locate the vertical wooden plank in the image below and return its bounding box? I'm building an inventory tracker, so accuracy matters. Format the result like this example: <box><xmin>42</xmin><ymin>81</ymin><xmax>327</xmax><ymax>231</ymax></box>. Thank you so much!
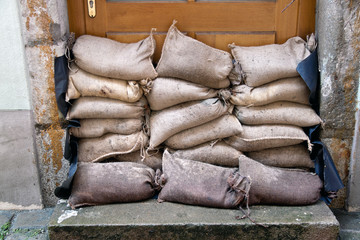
<box><xmin>297</xmin><ymin>0</ymin><xmax>316</xmax><ymax>40</ymax></box>
<box><xmin>275</xmin><ymin>0</ymin><xmax>300</xmax><ymax>43</ymax></box>
<box><xmin>84</xmin><ymin>0</ymin><xmax>107</xmax><ymax>37</ymax></box>
<box><xmin>67</xmin><ymin>0</ymin><xmax>86</xmax><ymax>38</ymax></box>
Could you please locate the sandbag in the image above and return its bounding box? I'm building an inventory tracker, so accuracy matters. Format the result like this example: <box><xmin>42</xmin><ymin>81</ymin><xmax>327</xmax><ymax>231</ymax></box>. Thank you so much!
<box><xmin>156</xmin><ymin>21</ymin><xmax>232</xmax><ymax>89</ymax></box>
<box><xmin>168</xmin><ymin>141</ymin><xmax>243</xmax><ymax>167</ymax></box>
<box><xmin>238</xmin><ymin>155</ymin><xmax>322</xmax><ymax>205</ymax></box>
<box><xmin>66</xmin><ymin>65</ymin><xmax>145</xmax><ymax>102</ymax></box>
<box><xmin>229</xmin><ymin>36</ymin><xmax>310</xmax><ymax>87</ymax></box>
<box><xmin>246</xmin><ymin>144</ymin><xmax>314</xmax><ymax>169</ymax></box>
<box><xmin>66</xmin><ymin>97</ymin><xmax>146</xmax><ymax>120</ymax></box>
<box><xmin>68</xmin><ymin>162</ymin><xmax>161</xmax><ymax>209</ymax></box>
<box><xmin>111</xmin><ymin>150</ymin><xmax>163</xmax><ymax>170</ymax></box>
<box><xmin>78</xmin><ymin>131</ymin><xmax>148</xmax><ymax>162</ymax></box>
<box><xmin>234</xmin><ymin>102</ymin><xmax>322</xmax><ymax>127</ymax></box>
<box><xmin>158</xmin><ymin>150</ymin><xmax>250</xmax><ymax>208</ymax></box>
<box><xmin>72</xmin><ymin>34</ymin><xmax>157</xmax><ymax>80</ymax></box>
<box><xmin>230</xmin><ymin>77</ymin><xmax>310</xmax><ymax>106</ymax></box>
<box><xmin>149</xmin><ymin>98</ymin><xmax>231</xmax><ymax>149</ymax></box>
<box><xmin>146</xmin><ymin>77</ymin><xmax>219</xmax><ymax>110</ymax></box>
<box><xmin>69</xmin><ymin>118</ymin><xmax>143</xmax><ymax>138</ymax></box>
<box><xmin>165</xmin><ymin>114</ymin><xmax>243</xmax><ymax>149</ymax></box>
<box><xmin>224</xmin><ymin>125</ymin><xmax>310</xmax><ymax>152</ymax></box>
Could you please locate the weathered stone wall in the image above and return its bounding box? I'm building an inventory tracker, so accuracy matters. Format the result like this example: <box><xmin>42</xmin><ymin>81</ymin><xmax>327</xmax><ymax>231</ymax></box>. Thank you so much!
<box><xmin>317</xmin><ymin>0</ymin><xmax>360</xmax><ymax>208</ymax></box>
<box><xmin>19</xmin><ymin>0</ymin><xmax>70</xmax><ymax>207</ymax></box>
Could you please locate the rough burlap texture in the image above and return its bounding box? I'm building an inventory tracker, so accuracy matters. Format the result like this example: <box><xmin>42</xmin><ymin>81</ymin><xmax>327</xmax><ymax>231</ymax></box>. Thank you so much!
<box><xmin>72</xmin><ymin>34</ymin><xmax>157</xmax><ymax>80</ymax></box>
<box><xmin>224</xmin><ymin>125</ymin><xmax>310</xmax><ymax>152</ymax></box>
<box><xmin>168</xmin><ymin>141</ymin><xmax>243</xmax><ymax>167</ymax></box>
<box><xmin>165</xmin><ymin>114</ymin><xmax>243</xmax><ymax>149</ymax></box>
<box><xmin>66</xmin><ymin>65</ymin><xmax>145</xmax><ymax>102</ymax></box>
<box><xmin>230</xmin><ymin>77</ymin><xmax>310</xmax><ymax>107</ymax></box>
<box><xmin>146</xmin><ymin>77</ymin><xmax>219</xmax><ymax>110</ymax></box>
<box><xmin>111</xmin><ymin>150</ymin><xmax>163</xmax><ymax>171</ymax></box>
<box><xmin>66</xmin><ymin>97</ymin><xmax>146</xmax><ymax>120</ymax></box>
<box><xmin>234</xmin><ymin>102</ymin><xmax>322</xmax><ymax>127</ymax></box>
<box><xmin>158</xmin><ymin>150</ymin><xmax>250</xmax><ymax>208</ymax></box>
<box><xmin>149</xmin><ymin>98</ymin><xmax>231</xmax><ymax>149</ymax></box>
<box><xmin>156</xmin><ymin>21</ymin><xmax>232</xmax><ymax>89</ymax></box>
<box><xmin>238</xmin><ymin>155</ymin><xmax>322</xmax><ymax>205</ymax></box>
<box><xmin>246</xmin><ymin>144</ymin><xmax>314</xmax><ymax>169</ymax></box>
<box><xmin>78</xmin><ymin>131</ymin><xmax>148</xmax><ymax>162</ymax></box>
<box><xmin>229</xmin><ymin>36</ymin><xmax>310</xmax><ymax>87</ymax></box>
<box><xmin>68</xmin><ymin>162</ymin><xmax>161</xmax><ymax>209</ymax></box>
<box><xmin>69</xmin><ymin>118</ymin><xmax>143</xmax><ymax>138</ymax></box>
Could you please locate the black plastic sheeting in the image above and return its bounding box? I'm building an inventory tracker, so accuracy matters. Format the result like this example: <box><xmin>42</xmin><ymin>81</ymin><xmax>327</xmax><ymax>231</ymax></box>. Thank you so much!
<box><xmin>54</xmin><ymin>49</ymin><xmax>344</xmax><ymax>203</ymax></box>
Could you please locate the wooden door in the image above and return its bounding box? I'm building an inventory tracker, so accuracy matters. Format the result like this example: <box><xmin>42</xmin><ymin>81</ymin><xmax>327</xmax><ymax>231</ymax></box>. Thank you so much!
<box><xmin>68</xmin><ymin>0</ymin><xmax>316</xmax><ymax>62</ymax></box>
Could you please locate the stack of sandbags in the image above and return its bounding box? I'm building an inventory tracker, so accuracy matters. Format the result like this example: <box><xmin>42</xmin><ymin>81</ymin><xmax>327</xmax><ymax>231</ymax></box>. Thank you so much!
<box><xmin>66</xmin><ymin>34</ymin><xmax>161</xmax><ymax>169</ymax></box>
<box><xmin>146</xmin><ymin>21</ymin><xmax>244</xmax><ymax>167</ymax></box>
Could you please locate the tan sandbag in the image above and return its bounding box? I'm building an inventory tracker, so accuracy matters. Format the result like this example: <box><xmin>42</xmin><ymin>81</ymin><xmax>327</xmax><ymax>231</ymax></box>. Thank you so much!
<box><xmin>158</xmin><ymin>150</ymin><xmax>250</xmax><ymax>209</ymax></box>
<box><xmin>246</xmin><ymin>144</ymin><xmax>314</xmax><ymax>168</ymax></box>
<box><xmin>224</xmin><ymin>125</ymin><xmax>310</xmax><ymax>152</ymax></box>
<box><xmin>111</xmin><ymin>150</ymin><xmax>163</xmax><ymax>171</ymax></box>
<box><xmin>66</xmin><ymin>66</ymin><xmax>144</xmax><ymax>102</ymax></box>
<box><xmin>66</xmin><ymin>97</ymin><xmax>146</xmax><ymax>120</ymax></box>
<box><xmin>69</xmin><ymin>118</ymin><xmax>143</xmax><ymax>138</ymax></box>
<box><xmin>72</xmin><ymin>34</ymin><xmax>157</xmax><ymax>80</ymax></box>
<box><xmin>230</xmin><ymin>77</ymin><xmax>310</xmax><ymax>106</ymax></box>
<box><xmin>68</xmin><ymin>162</ymin><xmax>161</xmax><ymax>209</ymax></box>
<box><xmin>146</xmin><ymin>77</ymin><xmax>218</xmax><ymax>110</ymax></box>
<box><xmin>78</xmin><ymin>131</ymin><xmax>148</xmax><ymax>162</ymax></box>
<box><xmin>165</xmin><ymin>115</ymin><xmax>243</xmax><ymax>149</ymax></box>
<box><xmin>238</xmin><ymin>155</ymin><xmax>322</xmax><ymax>205</ymax></box>
<box><xmin>234</xmin><ymin>102</ymin><xmax>322</xmax><ymax>127</ymax></box>
<box><xmin>156</xmin><ymin>21</ymin><xmax>232</xmax><ymax>89</ymax></box>
<box><xmin>229</xmin><ymin>36</ymin><xmax>310</xmax><ymax>87</ymax></box>
<box><xmin>168</xmin><ymin>141</ymin><xmax>243</xmax><ymax>167</ymax></box>
<box><xmin>149</xmin><ymin>98</ymin><xmax>231</xmax><ymax>149</ymax></box>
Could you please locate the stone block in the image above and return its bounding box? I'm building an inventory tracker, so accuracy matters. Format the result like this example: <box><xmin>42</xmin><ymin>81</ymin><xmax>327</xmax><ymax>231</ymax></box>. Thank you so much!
<box><xmin>332</xmin><ymin>208</ymin><xmax>360</xmax><ymax>240</ymax></box>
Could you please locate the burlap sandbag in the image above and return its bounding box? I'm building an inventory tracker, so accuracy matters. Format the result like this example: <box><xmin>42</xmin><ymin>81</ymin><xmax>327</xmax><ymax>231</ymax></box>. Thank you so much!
<box><xmin>68</xmin><ymin>162</ymin><xmax>161</xmax><ymax>209</ymax></box>
<box><xmin>229</xmin><ymin>36</ymin><xmax>310</xmax><ymax>87</ymax></box>
<box><xmin>156</xmin><ymin>21</ymin><xmax>232</xmax><ymax>89</ymax></box>
<box><xmin>238</xmin><ymin>155</ymin><xmax>322</xmax><ymax>205</ymax></box>
<box><xmin>158</xmin><ymin>150</ymin><xmax>250</xmax><ymax>208</ymax></box>
<box><xmin>230</xmin><ymin>77</ymin><xmax>310</xmax><ymax>106</ymax></box>
<box><xmin>69</xmin><ymin>118</ymin><xmax>143</xmax><ymax>138</ymax></box>
<box><xmin>246</xmin><ymin>144</ymin><xmax>314</xmax><ymax>169</ymax></box>
<box><xmin>165</xmin><ymin>115</ymin><xmax>243</xmax><ymax>149</ymax></box>
<box><xmin>234</xmin><ymin>102</ymin><xmax>322</xmax><ymax>127</ymax></box>
<box><xmin>149</xmin><ymin>98</ymin><xmax>231</xmax><ymax>149</ymax></box>
<box><xmin>111</xmin><ymin>150</ymin><xmax>163</xmax><ymax>170</ymax></box>
<box><xmin>78</xmin><ymin>131</ymin><xmax>148</xmax><ymax>162</ymax></box>
<box><xmin>168</xmin><ymin>141</ymin><xmax>243</xmax><ymax>167</ymax></box>
<box><xmin>72</xmin><ymin>34</ymin><xmax>157</xmax><ymax>80</ymax></box>
<box><xmin>66</xmin><ymin>65</ymin><xmax>145</xmax><ymax>102</ymax></box>
<box><xmin>66</xmin><ymin>97</ymin><xmax>146</xmax><ymax>120</ymax></box>
<box><xmin>146</xmin><ymin>77</ymin><xmax>219</xmax><ymax>110</ymax></box>
<box><xmin>224</xmin><ymin>125</ymin><xmax>311</xmax><ymax>152</ymax></box>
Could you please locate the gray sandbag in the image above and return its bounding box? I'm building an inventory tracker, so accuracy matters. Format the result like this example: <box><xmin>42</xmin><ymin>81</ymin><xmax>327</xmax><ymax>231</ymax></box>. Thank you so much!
<box><xmin>229</xmin><ymin>36</ymin><xmax>310</xmax><ymax>87</ymax></box>
<box><xmin>224</xmin><ymin>125</ymin><xmax>311</xmax><ymax>152</ymax></box>
<box><xmin>112</xmin><ymin>150</ymin><xmax>163</xmax><ymax>170</ymax></box>
<box><xmin>66</xmin><ymin>65</ymin><xmax>146</xmax><ymax>102</ymax></box>
<box><xmin>146</xmin><ymin>77</ymin><xmax>219</xmax><ymax>110</ymax></box>
<box><xmin>168</xmin><ymin>141</ymin><xmax>243</xmax><ymax>167</ymax></box>
<box><xmin>68</xmin><ymin>162</ymin><xmax>161</xmax><ymax>209</ymax></box>
<box><xmin>230</xmin><ymin>77</ymin><xmax>310</xmax><ymax>106</ymax></box>
<box><xmin>78</xmin><ymin>131</ymin><xmax>148</xmax><ymax>162</ymax></box>
<box><xmin>66</xmin><ymin>97</ymin><xmax>147</xmax><ymax>120</ymax></box>
<box><xmin>72</xmin><ymin>34</ymin><xmax>157</xmax><ymax>80</ymax></box>
<box><xmin>69</xmin><ymin>118</ymin><xmax>143</xmax><ymax>138</ymax></box>
<box><xmin>156</xmin><ymin>21</ymin><xmax>232</xmax><ymax>89</ymax></box>
<box><xmin>246</xmin><ymin>144</ymin><xmax>314</xmax><ymax>169</ymax></box>
<box><xmin>158</xmin><ymin>150</ymin><xmax>250</xmax><ymax>208</ymax></box>
<box><xmin>149</xmin><ymin>98</ymin><xmax>231</xmax><ymax>149</ymax></box>
<box><xmin>165</xmin><ymin>114</ymin><xmax>243</xmax><ymax>149</ymax></box>
<box><xmin>238</xmin><ymin>155</ymin><xmax>322</xmax><ymax>205</ymax></box>
<box><xmin>234</xmin><ymin>102</ymin><xmax>322</xmax><ymax>127</ymax></box>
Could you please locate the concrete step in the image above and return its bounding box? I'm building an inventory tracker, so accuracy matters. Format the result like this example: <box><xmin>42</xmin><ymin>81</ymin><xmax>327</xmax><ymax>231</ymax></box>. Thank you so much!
<box><xmin>48</xmin><ymin>200</ymin><xmax>339</xmax><ymax>240</ymax></box>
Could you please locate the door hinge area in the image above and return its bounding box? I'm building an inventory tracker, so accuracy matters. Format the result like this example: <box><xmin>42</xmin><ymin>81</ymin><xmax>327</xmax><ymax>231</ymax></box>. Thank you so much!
<box><xmin>87</xmin><ymin>0</ymin><xmax>96</xmax><ymax>18</ymax></box>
